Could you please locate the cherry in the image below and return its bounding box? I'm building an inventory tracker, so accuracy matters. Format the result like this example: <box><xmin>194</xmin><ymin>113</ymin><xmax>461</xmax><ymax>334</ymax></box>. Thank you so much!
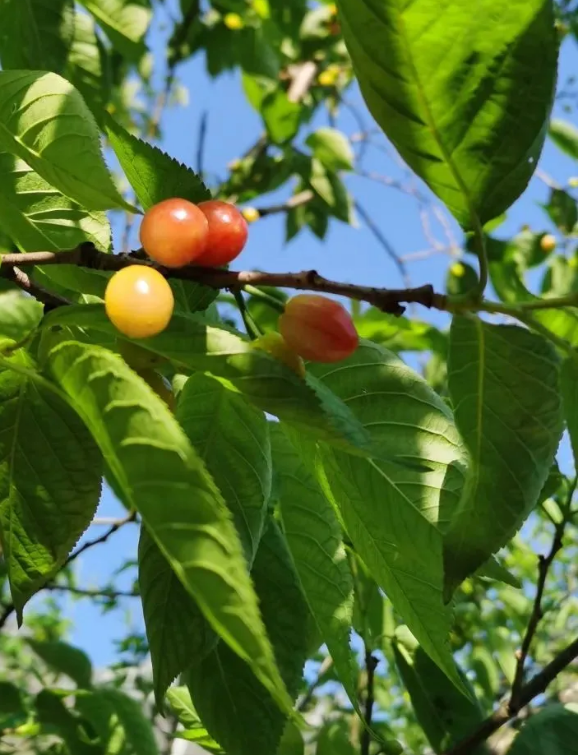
<box><xmin>105</xmin><ymin>266</ymin><xmax>174</xmax><ymax>339</ymax></box>
<box><xmin>252</xmin><ymin>332</ymin><xmax>305</xmax><ymax>377</ymax></box>
<box><xmin>139</xmin><ymin>198</ymin><xmax>209</xmax><ymax>268</ymax></box>
<box><xmin>541</xmin><ymin>234</ymin><xmax>557</xmax><ymax>253</ymax></box>
<box><xmin>279</xmin><ymin>294</ymin><xmax>358</xmax><ymax>363</ymax></box>
<box><xmin>195</xmin><ymin>200</ymin><xmax>249</xmax><ymax>267</ymax></box>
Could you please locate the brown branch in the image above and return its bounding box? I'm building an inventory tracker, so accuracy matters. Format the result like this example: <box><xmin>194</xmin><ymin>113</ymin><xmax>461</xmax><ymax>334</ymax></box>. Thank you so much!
<box><xmin>0</xmin><ymin>512</ymin><xmax>137</xmax><ymax>631</ymax></box>
<box><xmin>0</xmin><ymin>243</ymin><xmax>445</xmax><ymax>316</ymax></box>
<box><xmin>0</xmin><ymin>265</ymin><xmax>70</xmax><ymax>310</ymax></box>
<box><xmin>442</xmin><ymin>635</ymin><xmax>578</xmax><ymax>755</ymax></box>
<box><xmin>510</xmin><ymin>479</ymin><xmax>576</xmax><ymax>708</ymax></box>
<box><xmin>256</xmin><ymin>190</ymin><xmax>314</xmax><ymax>218</ymax></box>
<box><xmin>361</xmin><ymin>648</ymin><xmax>378</xmax><ymax>755</ymax></box>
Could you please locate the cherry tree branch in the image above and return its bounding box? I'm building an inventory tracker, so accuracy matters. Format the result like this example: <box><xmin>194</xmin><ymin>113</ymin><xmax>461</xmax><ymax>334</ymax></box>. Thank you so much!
<box><xmin>510</xmin><ymin>478</ymin><xmax>576</xmax><ymax>707</ymax></box>
<box><xmin>442</xmin><ymin>635</ymin><xmax>578</xmax><ymax>755</ymax></box>
<box><xmin>0</xmin><ymin>244</ymin><xmax>444</xmax><ymax>316</ymax></box>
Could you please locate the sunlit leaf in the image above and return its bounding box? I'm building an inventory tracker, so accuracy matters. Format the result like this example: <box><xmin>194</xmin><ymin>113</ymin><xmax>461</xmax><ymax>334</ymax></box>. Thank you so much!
<box><xmin>0</xmin><ymin>71</ymin><xmax>132</xmax><ymax>211</ymax></box>
<box><xmin>46</xmin><ymin>339</ymin><xmax>293</xmax><ymax>715</ymax></box>
<box><xmin>0</xmin><ymin>349</ymin><xmax>102</xmax><ymax>618</ymax></box>
<box><xmin>445</xmin><ymin>317</ymin><xmax>563</xmax><ymax>594</ymax></box>
<box><xmin>337</xmin><ymin>0</ymin><xmax>557</xmax><ymax>227</ymax></box>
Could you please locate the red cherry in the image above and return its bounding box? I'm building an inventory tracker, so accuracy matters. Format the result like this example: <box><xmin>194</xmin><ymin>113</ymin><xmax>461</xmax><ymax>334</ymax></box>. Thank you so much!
<box><xmin>139</xmin><ymin>198</ymin><xmax>209</xmax><ymax>268</ymax></box>
<box><xmin>279</xmin><ymin>295</ymin><xmax>359</xmax><ymax>363</ymax></box>
<box><xmin>195</xmin><ymin>200</ymin><xmax>249</xmax><ymax>267</ymax></box>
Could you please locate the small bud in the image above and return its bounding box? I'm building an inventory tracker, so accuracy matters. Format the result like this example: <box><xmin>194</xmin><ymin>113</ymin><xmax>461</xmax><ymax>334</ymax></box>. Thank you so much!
<box><xmin>450</xmin><ymin>262</ymin><xmax>466</xmax><ymax>278</ymax></box>
<box><xmin>224</xmin><ymin>12</ymin><xmax>244</xmax><ymax>30</ymax></box>
<box><xmin>540</xmin><ymin>234</ymin><xmax>557</xmax><ymax>253</ymax></box>
<box><xmin>242</xmin><ymin>207</ymin><xmax>260</xmax><ymax>224</ymax></box>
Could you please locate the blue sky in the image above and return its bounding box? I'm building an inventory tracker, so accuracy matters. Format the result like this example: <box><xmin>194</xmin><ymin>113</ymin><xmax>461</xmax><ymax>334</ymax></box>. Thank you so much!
<box><xmin>39</xmin><ymin>5</ymin><xmax>578</xmax><ymax>667</ymax></box>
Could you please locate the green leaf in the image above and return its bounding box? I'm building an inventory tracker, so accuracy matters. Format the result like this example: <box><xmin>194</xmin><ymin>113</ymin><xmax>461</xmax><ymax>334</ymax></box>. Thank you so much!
<box><xmin>544</xmin><ymin>188</ymin><xmax>578</xmax><ymax>234</ymax></box>
<box><xmin>507</xmin><ymin>703</ymin><xmax>578</xmax><ymax>755</ymax></box>
<box><xmin>310</xmin><ymin>340</ymin><xmax>468</xmax><ymax>689</ymax></box>
<box><xmin>78</xmin><ymin>0</ymin><xmax>152</xmax><ymax>60</ymax></box>
<box><xmin>166</xmin><ymin>687</ymin><xmax>223</xmax><ymax>754</ymax></box>
<box><xmin>104</xmin><ymin>114</ymin><xmax>211</xmax><ymax>210</ymax></box>
<box><xmin>393</xmin><ymin>627</ymin><xmax>489</xmax><ymax>754</ymax></box>
<box><xmin>475</xmin><ymin>557</ymin><xmax>522</xmax><ymax>589</ymax></box>
<box><xmin>0</xmin><ymin>681</ymin><xmax>26</xmax><ymax>730</ymax></box>
<box><xmin>306</xmin><ymin>128</ymin><xmax>354</xmax><ymax>172</ymax></box>
<box><xmin>138</xmin><ymin>526</ymin><xmax>218</xmax><ymax>706</ymax></box>
<box><xmin>354</xmin><ymin>311</ymin><xmax>446</xmax><ymax>353</ymax></box>
<box><xmin>92</xmin><ymin>689</ymin><xmax>159</xmax><ymax>755</ymax></box>
<box><xmin>140</xmin><ymin>374</ymin><xmax>271</xmax><ymax>704</ymax></box>
<box><xmin>0</xmin><ymin>292</ymin><xmax>43</xmax><ymax>342</ymax></box>
<box><xmin>0</xmin><ymin>71</ymin><xmax>131</xmax><ymax>211</ymax></box>
<box><xmin>0</xmin><ymin>151</ymin><xmax>111</xmax><ymax>254</ymax></box>
<box><xmin>261</xmin><ymin>90</ymin><xmax>302</xmax><ymax>144</ymax></box>
<box><xmin>42</xmin><ymin>305</ymin><xmax>375</xmax><ymax>457</ymax></box>
<box><xmin>445</xmin><ymin>317</ymin><xmax>563</xmax><ymax>594</ymax></box>
<box><xmin>272</xmin><ymin>427</ymin><xmax>358</xmax><ymax>710</ymax></box>
<box><xmin>316</xmin><ymin>720</ymin><xmax>356</xmax><ymax>755</ymax></box>
<box><xmin>178</xmin><ymin>373</ymin><xmax>271</xmax><ymax>563</ymax></box>
<box><xmin>337</xmin><ymin>0</ymin><xmax>558</xmax><ymax>227</ymax></box>
<box><xmin>188</xmin><ymin>521</ymin><xmax>310</xmax><ymax>755</ymax></box>
<box><xmin>64</xmin><ymin>10</ymin><xmax>111</xmax><ymax>121</ymax></box>
<box><xmin>560</xmin><ymin>357</ymin><xmax>578</xmax><ymax>469</ymax></box>
<box><xmin>470</xmin><ymin>646</ymin><xmax>501</xmax><ymax>703</ymax></box>
<box><xmin>0</xmin><ymin>349</ymin><xmax>102</xmax><ymax>618</ymax></box>
<box><xmin>35</xmin><ymin>689</ymin><xmax>100</xmax><ymax>755</ymax></box>
<box><xmin>549</xmin><ymin>119</ymin><xmax>578</xmax><ymax>159</ymax></box>
<box><xmin>46</xmin><ymin>339</ymin><xmax>293</xmax><ymax>715</ymax></box>
<box><xmin>278</xmin><ymin>721</ymin><xmax>305</xmax><ymax>755</ymax></box>
<box><xmin>487</xmin><ymin>255</ymin><xmax>578</xmax><ymax>347</ymax></box>
<box><xmin>27</xmin><ymin>639</ymin><xmax>92</xmax><ymax>688</ymax></box>
<box><xmin>308</xmin><ymin>159</ymin><xmax>352</xmax><ymax>223</ymax></box>
<box><xmin>0</xmin><ymin>0</ymin><xmax>74</xmax><ymax>73</ymax></box>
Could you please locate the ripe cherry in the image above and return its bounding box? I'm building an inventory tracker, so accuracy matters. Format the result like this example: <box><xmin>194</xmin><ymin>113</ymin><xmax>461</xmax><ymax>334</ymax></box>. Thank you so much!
<box><xmin>105</xmin><ymin>266</ymin><xmax>174</xmax><ymax>339</ymax></box>
<box><xmin>139</xmin><ymin>198</ymin><xmax>209</xmax><ymax>268</ymax></box>
<box><xmin>279</xmin><ymin>294</ymin><xmax>358</xmax><ymax>363</ymax></box>
<box><xmin>195</xmin><ymin>200</ymin><xmax>249</xmax><ymax>267</ymax></box>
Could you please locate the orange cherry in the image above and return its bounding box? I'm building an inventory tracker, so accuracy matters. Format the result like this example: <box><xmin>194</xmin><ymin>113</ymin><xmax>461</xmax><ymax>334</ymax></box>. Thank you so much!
<box><xmin>139</xmin><ymin>198</ymin><xmax>209</xmax><ymax>267</ymax></box>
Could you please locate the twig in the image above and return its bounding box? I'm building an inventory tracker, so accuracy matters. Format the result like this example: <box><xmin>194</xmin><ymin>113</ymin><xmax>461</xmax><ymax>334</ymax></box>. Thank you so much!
<box><xmin>510</xmin><ymin>478</ymin><xmax>577</xmax><ymax>707</ymax></box>
<box><xmin>353</xmin><ymin>201</ymin><xmax>410</xmax><ymax>286</ymax></box>
<box><xmin>296</xmin><ymin>656</ymin><xmax>334</xmax><ymax>712</ymax></box>
<box><xmin>197</xmin><ymin>111</ymin><xmax>208</xmax><ymax>177</ymax></box>
<box><xmin>361</xmin><ymin>648</ymin><xmax>378</xmax><ymax>755</ymax></box>
<box><xmin>0</xmin><ymin>265</ymin><xmax>70</xmax><ymax>311</ymax></box>
<box><xmin>0</xmin><ymin>512</ymin><xmax>136</xmax><ymax>631</ymax></box>
<box><xmin>232</xmin><ymin>289</ymin><xmax>261</xmax><ymax>340</ymax></box>
<box><xmin>0</xmin><ymin>243</ymin><xmax>445</xmax><ymax>316</ymax></box>
<box><xmin>46</xmin><ymin>585</ymin><xmax>139</xmax><ymax>599</ymax></box>
<box><xmin>441</xmin><ymin>635</ymin><xmax>578</xmax><ymax>755</ymax></box>
<box><xmin>256</xmin><ymin>190</ymin><xmax>314</xmax><ymax>218</ymax></box>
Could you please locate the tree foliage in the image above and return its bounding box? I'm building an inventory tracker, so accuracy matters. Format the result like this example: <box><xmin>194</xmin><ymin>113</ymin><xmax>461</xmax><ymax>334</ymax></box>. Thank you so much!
<box><xmin>0</xmin><ymin>1</ymin><xmax>578</xmax><ymax>755</ymax></box>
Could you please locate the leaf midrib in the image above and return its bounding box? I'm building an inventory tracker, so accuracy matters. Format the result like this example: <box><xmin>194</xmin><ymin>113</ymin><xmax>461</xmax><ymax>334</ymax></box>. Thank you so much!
<box><xmin>394</xmin><ymin>4</ymin><xmax>478</xmax><ymax>226</ymax></box>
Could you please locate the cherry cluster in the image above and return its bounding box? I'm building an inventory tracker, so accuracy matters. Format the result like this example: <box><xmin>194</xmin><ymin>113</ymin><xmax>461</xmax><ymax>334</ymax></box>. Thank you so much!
<box><xmin>105</xmin><ymin>198</ymin><xmax>358</xmax><ymax>370</ymax></box>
